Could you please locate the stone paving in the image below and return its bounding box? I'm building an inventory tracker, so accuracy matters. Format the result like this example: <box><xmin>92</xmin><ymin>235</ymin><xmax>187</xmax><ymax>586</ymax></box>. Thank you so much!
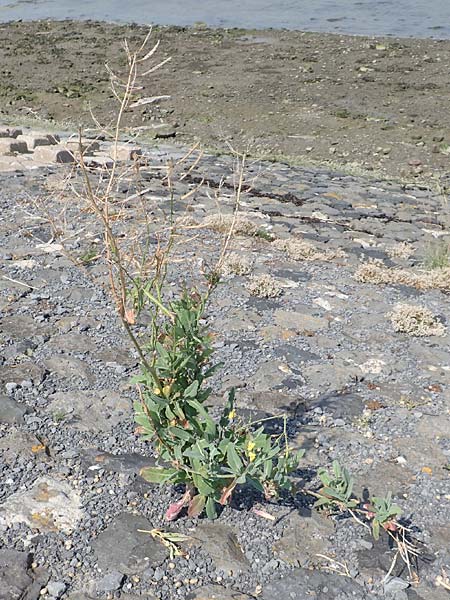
<box><xmin>0</xmin><ymin>131</ymin><xmax>449</xmax><ymax>600</ymax></box>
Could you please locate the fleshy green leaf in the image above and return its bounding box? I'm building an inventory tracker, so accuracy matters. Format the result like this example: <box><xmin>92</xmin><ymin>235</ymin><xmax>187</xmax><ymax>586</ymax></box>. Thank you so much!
<box><xmin>206</xmin><ymin>497</ymin><xmax>218</xmax><ymax>519</ymax></box>
<box><xmin>226</xmin><ymin>443</ymin><xmax>243</xmax><ymax>475</ymax></box>
<box><xmin>140</xmin><ymin>466</ymin><xmax>177</xmax><ymax>484</ymax></box>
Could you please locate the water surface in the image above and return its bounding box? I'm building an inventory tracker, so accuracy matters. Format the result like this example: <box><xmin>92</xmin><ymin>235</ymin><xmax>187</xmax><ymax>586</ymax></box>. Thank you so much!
<box><xmin>0</xmin><ymin>0</ymin><xmax>449</xmax><ymax>38</ymax></box>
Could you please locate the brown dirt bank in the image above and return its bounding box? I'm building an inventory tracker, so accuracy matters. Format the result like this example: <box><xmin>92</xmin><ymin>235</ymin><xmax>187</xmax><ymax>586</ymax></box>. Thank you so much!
<box><xmin>1</xmin><ymin>20</ymin><xmax>450</xmax><ymax>181</ymax></box>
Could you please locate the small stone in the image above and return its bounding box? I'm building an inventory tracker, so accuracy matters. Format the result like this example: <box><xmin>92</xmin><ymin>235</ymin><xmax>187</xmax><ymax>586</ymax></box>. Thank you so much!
<box><xmin>383</xmin><ymin>577</ymin><xmax>410</xmax><ymax>594</ymax></box>
<box><xmin>96</xmin><ymin>571</ymin><xmax>124</xmax><ymax>592</ymax></box>
<box><xmin>47</xmin><ymin>581</ymin><xmax>67</xmax><ymax>598</ymax></box>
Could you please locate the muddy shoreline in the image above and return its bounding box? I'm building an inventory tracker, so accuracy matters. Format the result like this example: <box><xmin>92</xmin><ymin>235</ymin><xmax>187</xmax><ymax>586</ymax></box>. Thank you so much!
<box><xmin>1</xmin><ymin>20</ymin><xmax>450</xmax><ymax>181</ymax></box>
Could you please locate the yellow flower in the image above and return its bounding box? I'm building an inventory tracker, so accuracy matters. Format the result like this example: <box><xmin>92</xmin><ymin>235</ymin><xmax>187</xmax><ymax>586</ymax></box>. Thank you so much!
<box><xmin>247</xmin><ymin>440</ymin><xmax>256</xmax><ymax>452</ymax></box>
<box><xmin>248</xmin><ymin>451</ymin><xmax>257</xmax><ymax>462</ymax></box>
<box><xmin>162</xmin><ymin>385</ymin><xmax>172</xmax><ymax>398</ymax></box>
<box><xmin>228</xmin><ymin>409</ymin><xmax>236</xmax><ymax>420</ymax></box>
<box><xmin>153</xmin><ymin>387</ymin><xmax>161</xmax><ymax>395</ymax></box>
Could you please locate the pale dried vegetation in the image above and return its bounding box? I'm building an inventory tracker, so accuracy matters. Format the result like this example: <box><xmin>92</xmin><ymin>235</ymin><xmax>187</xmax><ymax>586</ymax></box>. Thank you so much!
<box><xmin>390</xmin><ymin>304</ymin><xmax>446</xmax><ymax>337</ymax></box>
<box><xmin>273</xmin><ymin>238</ymin><xmax>345</xmax><ymax>262</ymax></box>
<box><xmin>246</xmin><ymin>274</ymin><xmax>283</xmax><ymax>298</ymax></box>
<box><xmin>202</xmin><ymin>213</ymin><xmax>260</xmax><ymax>236</ymax></box>
<box><xmin>356</xmin><ymin>259</ymin><xmax>450</xmax><ymax>292</ymax></box>
<box><xmin>385</xmin><ymin>242</ymin><xmax>415</xmax><ymax>260</ymax></box>
<box><xmin>220</xmin><ymin>252</ymin><xmax>253</xmax><ymax>276</ymax></box>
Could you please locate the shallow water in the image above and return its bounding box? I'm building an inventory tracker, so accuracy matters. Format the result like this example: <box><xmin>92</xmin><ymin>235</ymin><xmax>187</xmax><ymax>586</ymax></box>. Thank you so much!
<box><xmin>0</xmin><ymin>0</ymin><xmax>449</xmax><ymax>38</ymax></box>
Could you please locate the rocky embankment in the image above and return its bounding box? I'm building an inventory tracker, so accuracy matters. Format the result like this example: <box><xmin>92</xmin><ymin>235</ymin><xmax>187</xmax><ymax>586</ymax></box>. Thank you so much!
<box><xmin>0</xmin><ymin>130</ymin><xmax>449</xmax><ymax>600</ymax></box>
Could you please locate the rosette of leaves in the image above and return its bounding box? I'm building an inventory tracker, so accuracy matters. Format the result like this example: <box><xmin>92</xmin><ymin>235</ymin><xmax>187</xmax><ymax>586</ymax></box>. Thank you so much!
<box><xmin>314</xmin><ymin>460</ymin><xmax>358</xmax><ymax>510</ymax></box>
<box><xmin>134</xmin><ymin>290</ymin><xmax>303</xmax><ymax>519</ymax></box>
<box><xmin>365</xmin><ymin>492</ymin><xmax>402</xmax><ymax>539</ymax></box>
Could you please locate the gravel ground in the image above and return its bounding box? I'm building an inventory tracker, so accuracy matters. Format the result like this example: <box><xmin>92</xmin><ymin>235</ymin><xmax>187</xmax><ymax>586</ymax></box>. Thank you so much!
<box><xmin>0</xmin><ymin>143</ymin><xmax>449</xmax><ymax>600</ymax></box>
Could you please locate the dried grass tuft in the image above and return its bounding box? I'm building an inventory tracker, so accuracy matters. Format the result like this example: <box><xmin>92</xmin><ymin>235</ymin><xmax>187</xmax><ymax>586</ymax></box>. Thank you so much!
<box><xmin>221</xmin><ymin>252</ymin><xmax>253</xmax><ymax>276</ymax></box>
<box><xmin>246</xmin><ymin>274</ymin><xmax>283</xmax><ymax>298</ymax></box>
<box><xmin>202</xmin><ymin>213</ymin><xmax>259</xmax><ymax>236</ymax></box>
<box><xmin>390</xmin><ymin>304</ymin><xmax>446</xmax><ymax>337</ymax></box>
<box><xmin>273</xmin><ymin>238</ymin><xmax>345</xmax><ymax>262</ymax></box>
<box><xmin>386</xmin><ymin>242</ymin><xmax>415</xmax><ymax>260</ymax></box>
<box><xmin>356</xmin><ymin>260</ymin><xmax>450</xmax><ymax>292</ymax></box>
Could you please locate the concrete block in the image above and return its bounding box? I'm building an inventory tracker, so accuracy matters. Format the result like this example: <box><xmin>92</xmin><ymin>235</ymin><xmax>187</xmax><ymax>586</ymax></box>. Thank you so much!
<box><xmin>33</xmin><ymin>146</ymin><xmax>75</xmax><ymax>164</ymax></box>
<box><xmin>0</xmin><ymin>139</ymin><xmax>28</xmax><ymax>155</ymax></box>
<box><xmin>109</xmin><ymin>145</ymin><xmax>142</xmax><ymax>162</ymax></box>
<box><xmin>0</xmin><ymin>127</ymin><xmax>22</xmax><ymax>138</ymax></box>
<box><xmin>17</xmin><ymin>134</ymin><xmax>52</xmax><ymax>149</ymax></box>
<box><xmin>83</xmin><ymin>155</ymin><xmax>113</xmax><ymax>169</ymax></box>
<box><xmin>64</xmin><ymin>139</ymin><xmax>100</xmax><ymax>155</ymax></box>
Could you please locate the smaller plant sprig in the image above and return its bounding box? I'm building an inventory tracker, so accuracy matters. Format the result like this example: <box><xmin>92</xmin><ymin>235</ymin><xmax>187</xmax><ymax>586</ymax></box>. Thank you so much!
<box><xmin>364</xmin><ymin>492</ymin><xmax>402</xmax><ymax>540</ymax></box>
<box><xmin>311</xmin><ymin>461</ymin><xmax>419</xmax><ymax>579</ymax></box>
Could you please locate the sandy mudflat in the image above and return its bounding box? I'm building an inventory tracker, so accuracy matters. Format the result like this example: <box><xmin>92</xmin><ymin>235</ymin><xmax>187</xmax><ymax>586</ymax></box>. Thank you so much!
<box><xmin>1</xmin><ymin>20</ymin><xmax>450</xmax><ymax>181</ymax></box>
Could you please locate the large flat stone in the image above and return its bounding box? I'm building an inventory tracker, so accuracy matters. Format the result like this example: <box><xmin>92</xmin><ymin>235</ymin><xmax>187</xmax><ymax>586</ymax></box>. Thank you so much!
<box><xmin>81</xmin><ymin>448</ymin><xmax>155</xmax><ymax>476</ymax></box>
<box><xmin>274</xmin><ymin>309</ymin><xmax>330</xmax><ymax>333</ymax></box>
<box><xmin>0</xmin><ymin>550</ymin><xmax>32</xmax><ymax>600</ymax></box>
<box><xmin>0</xmin><ymin>430</ymin><xmax>48</xmax><ymax>465</ymax></box>
<box><xmin>44</xmin><ymin>356</ymin><xmax>95</xmax><ymax>384</ymax></box>
<box><xmin>191</xmin><ymin>523</ymin><xmax>250</xmax><ymax>575</ymax></box>
<box><xmin>46</xmin><ymin>390</ymin><xmax>131</xmax><ymax>431</ymax></box>
<box><xmin>92</xmin><ymin>513</ymin><xmax>168</xmax><ymax>574</ymax></box>
<box><xmin>0</xmin><ymin>395</ymin><xmax>31</xmax><ymax>424</ymax></box>
<box><xmin>0</xmin><ymin>315</ymin><xmax>45</xmax><ymax>341</ymax></box>
<box><xmin>0</xmin><ymin>477</ymin><xmax>83</xmax><ymax>534</ymax></box>
<box><xmin>0</xmin><ymin>362</ymin><xmax>46</xmax><ymax>389</ymax></box>
<box><xmin>274</xmin><ymin>509</ymin><xmax>334</xmax><ymax>568</ymax></box>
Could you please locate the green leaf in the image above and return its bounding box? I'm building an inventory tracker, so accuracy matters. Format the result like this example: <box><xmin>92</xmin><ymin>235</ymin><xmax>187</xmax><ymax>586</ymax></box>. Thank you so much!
<box><xmin>205</xmin><ymin>497</ymin><xmax>218</xmax><ymax>519</ymax></box>
<box><xmin>169</xmin><ymin>426</ymin><xmax>192</xmax><ymax>442</ymax></box>
<box><xmin>184</xmin><ymin>380</ymin><xmax>199</xmax><ymax>398</ymax></box>
<box><xmin>192</xmin><ymin>473</ymin><xmax>215</xmax><ymax>496</ymax></box>
<box><xmin>140</xmin><ymin>466</ymin><xmax>177</xmax><ymax>484</ymax></box>
<box><xmin>188</xmin><ymin>494</ymin><xmax>206</xmax><ymax>518</ymax></box>
<box><xmin>247</xmin><ymin>476</ymin><xmax>264</xmax><ymax>494</ymax></box>
<box><xmin>226</xmin><ymin>443</ymin><xmax>243</xmax><ymax>475</ymax></box>
<box><xmin>313</xmin><ymin>496</ymin><xmax>331</xmax><ymax>508</ymax></box>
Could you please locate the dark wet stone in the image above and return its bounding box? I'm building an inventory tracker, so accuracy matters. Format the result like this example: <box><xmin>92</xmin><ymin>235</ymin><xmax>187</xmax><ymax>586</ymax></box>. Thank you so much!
<box><xmin>80</xmin><ymin>448</ymin><xmax>155</xmax><ymax>476</ymax></box>
<box><xmin>262</xmin><ymin>567</ymin><xmax>368</xmax><ymax>599</ymax></box>
<box><xmin>0</xmin><ymin>550</ymin><xmax>48</xmax><ymax>600</ymax></box>
<box><xmin>272</xmin><ymin>344</ymin><xmax>319</xmax><ymax>364</ymax></box>
<box><xmin>273</xmin><ymin>268</ymin><xmax>312</xmax><ymax>282</ymax></box>
<box><xmin>188</xmin><ymin>586</ymin><xmax>254</xmax><ymax>599</ymax></box>
<box><xmin>92</xmin><ymin>513</ymin><xmax>168</xmax><ymax>575</ymax></box>
<box><xmin>311</xmin><ymin>392</ymin><xmax>365</xmax><ymax>420</ymax></box>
